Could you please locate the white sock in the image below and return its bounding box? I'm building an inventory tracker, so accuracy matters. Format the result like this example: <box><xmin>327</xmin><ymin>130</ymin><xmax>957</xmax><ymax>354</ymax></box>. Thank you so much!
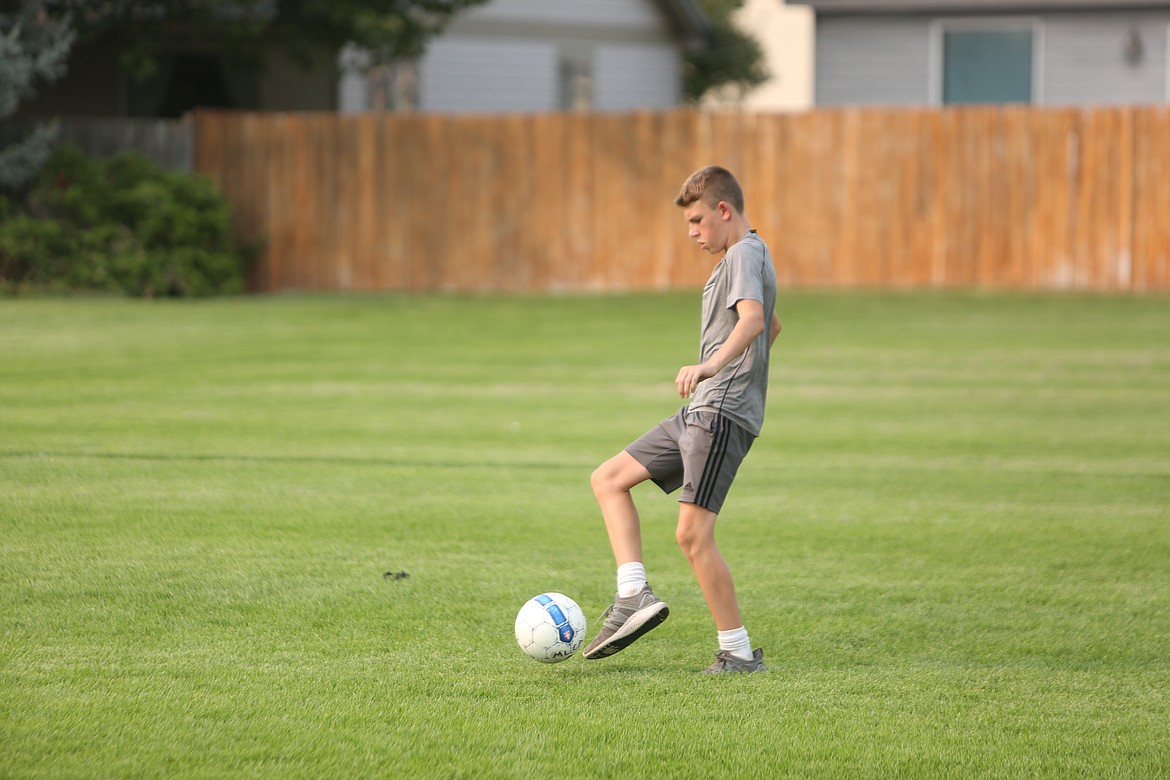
<box><xmin>616</xmin><ymin>562</ymin><xmax>648</xmax><ymax>598</ymax></box>
<box><xmin>718</xmin><ymin>626</ymin><xmax>754</xmax><ymax>661</ymax></box>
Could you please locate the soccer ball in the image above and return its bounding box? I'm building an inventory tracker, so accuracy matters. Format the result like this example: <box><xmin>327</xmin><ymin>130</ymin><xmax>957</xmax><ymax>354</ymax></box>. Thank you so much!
<box><xmin>514</xmin><ymin>592</ymin><xmax>586</xmax><ymax>663</ymax></box>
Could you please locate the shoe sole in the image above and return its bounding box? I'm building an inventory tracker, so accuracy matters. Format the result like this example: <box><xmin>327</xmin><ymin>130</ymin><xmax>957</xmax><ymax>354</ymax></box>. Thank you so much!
<box><xmin>703</xmin><ymin>664</ymin><xmax>766</xmax><ymax>675</ymax></box>
<box><xmin>582</xmin><ymin>602</ymin><xmax>670</xmax><ymax>659</ymax></box>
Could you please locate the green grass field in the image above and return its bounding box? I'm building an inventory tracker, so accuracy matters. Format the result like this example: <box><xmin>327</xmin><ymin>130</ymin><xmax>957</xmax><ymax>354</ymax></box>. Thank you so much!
<box><xmin>2</xmin><ymin>291</ymin><xmax>1168</xmax><ymax>778</ymax></box>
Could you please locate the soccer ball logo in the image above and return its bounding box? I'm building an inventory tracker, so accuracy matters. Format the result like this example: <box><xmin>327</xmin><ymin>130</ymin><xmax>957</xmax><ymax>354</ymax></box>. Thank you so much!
<box><xmin>514</xmin><ymin>592</ymin><xmax>586</xmax><ymax>663</ymax></box>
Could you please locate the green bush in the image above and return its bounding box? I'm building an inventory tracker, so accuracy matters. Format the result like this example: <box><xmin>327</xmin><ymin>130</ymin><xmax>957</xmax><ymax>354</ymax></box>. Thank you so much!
<box><xmin>0</xmin><ymin>147</ymin><xmax>252</xmax><ymax>297</ymax></box>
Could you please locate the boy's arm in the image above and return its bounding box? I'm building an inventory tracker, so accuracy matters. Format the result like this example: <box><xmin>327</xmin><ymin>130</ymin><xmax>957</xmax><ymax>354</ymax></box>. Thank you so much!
<box><xmin>770</xmin><ymin>313</ymin><xmax>782</xmax><ymax>347</ymax></box>
<box><xmin>676</xmin><ymin>299</ymin><xmax>765</xmax><ymax>399</ymax></box>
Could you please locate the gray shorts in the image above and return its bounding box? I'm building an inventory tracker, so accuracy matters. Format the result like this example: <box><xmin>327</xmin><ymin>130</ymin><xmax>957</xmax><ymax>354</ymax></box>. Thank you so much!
<box><xmin>625</xmin><ymin>407</ymin><xmax>756</xmax><ymax>515</ymax></box>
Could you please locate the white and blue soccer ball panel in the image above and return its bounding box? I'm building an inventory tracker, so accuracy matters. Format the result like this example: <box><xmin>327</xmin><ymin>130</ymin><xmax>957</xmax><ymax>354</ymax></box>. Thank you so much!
<box><xmin>515</xmin><ymin>592</ymin><xmax>586</xmax><ymax>663</ymax></box>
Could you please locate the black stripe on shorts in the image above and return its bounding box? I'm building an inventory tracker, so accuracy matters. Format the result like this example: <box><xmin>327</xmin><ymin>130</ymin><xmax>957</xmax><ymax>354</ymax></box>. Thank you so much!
<box><xmin>695</xmin><ymin>417</ymin><xmax>731</xmax><ymax>509</ymax></box>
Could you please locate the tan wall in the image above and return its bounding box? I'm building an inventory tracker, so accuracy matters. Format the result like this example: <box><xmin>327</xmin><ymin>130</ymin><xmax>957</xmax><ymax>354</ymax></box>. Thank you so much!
<box><xmin>195</xmin><ymin>107</ymin><xmax>1170</xmax><ymax>294</ymax></box>
<box><xmin>703</xmin><ymin>0</ymin><xmax>815</xmax><ymax>111</ymax></box>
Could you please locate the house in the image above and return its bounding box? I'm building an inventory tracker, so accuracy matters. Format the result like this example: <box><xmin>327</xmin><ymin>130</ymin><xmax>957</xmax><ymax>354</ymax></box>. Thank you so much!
<box><xmin>340</xmin><ymin>0</ymin><xmax>711</xmax><ymax>113</ymax></box>
<box><xmin>702</xmin><ymin>0</ymin><xmax>816</xmax><ymax>111</ymax></box>
<box><xmin>17</xmin><ymin>1</ymin><xmax>710</xmax><ymax>120</ymax></box>
<box><xmin>788</xmin><ymin>0</ymin><xmax>1170</xmax><ymax>106</ymax></box>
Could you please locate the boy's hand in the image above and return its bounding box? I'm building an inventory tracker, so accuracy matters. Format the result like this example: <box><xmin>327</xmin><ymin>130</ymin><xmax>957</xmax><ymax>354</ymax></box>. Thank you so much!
<box><xmin>676</xmin><ymin>362</ymin><xmax>716</xmax><ymax>398</ymax></box>
<box><xmin>677</xmin><ymin>300</ymin><xmax>765</xmax><ymax>398</ymax></box>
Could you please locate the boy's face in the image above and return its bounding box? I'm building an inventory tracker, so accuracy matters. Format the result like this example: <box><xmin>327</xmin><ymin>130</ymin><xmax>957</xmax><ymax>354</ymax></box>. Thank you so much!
<box><xmin>682</xmin><ymin>199</ymin><xmax>731</xmax><ymax>256</ymax></box>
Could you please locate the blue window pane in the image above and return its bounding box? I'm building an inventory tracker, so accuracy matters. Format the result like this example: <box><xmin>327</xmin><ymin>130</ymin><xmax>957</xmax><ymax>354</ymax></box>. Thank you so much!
<box><xmin>943</xmin><ymin>30</ymin><xmax>1033</xmax><ymax>105</ymax></box>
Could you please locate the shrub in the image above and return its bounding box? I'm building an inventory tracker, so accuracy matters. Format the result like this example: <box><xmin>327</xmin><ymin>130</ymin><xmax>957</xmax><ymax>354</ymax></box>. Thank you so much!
<box><xmin>0</xmin><ymin>147</ymin><xmax>252</xmax><ymax>296</ymax></box>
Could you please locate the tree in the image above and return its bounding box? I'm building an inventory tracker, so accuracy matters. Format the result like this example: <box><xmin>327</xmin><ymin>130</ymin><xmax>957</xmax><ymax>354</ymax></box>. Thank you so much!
<box><xmin>64</xmin><ymin>0</ymin><xmax>491</xmax><ymax>79</ymax></box>
<box><xmin>685</xmin><ymin>0</ymin><xmax>767</xmax><ymax>102</ymax></box>
<box><xmin>0</xmin><ymin>1</ymin><xmax>75</xmax><ymax>191</ymax></box>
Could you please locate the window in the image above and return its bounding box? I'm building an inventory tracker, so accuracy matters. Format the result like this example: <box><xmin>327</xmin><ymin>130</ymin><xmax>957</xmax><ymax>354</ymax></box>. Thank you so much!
<box><xmin>931</xmin><ymin>20</ymin><xmax>1040</xmax><ymax>105</ymax></box>
<box><xmin>559</xmin><ymin>53</ymin><xmax>593</xmax><ymax>111</ymax></box>
<box><xmin>127</xmin><ymin>53</ymin><xmax>259</xmax><ymax>117</ymax></box>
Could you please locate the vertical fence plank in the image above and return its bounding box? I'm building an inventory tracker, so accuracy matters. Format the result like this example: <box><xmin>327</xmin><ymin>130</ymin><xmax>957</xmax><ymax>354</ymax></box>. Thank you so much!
<box><xmin>529</xmin><ymin>114</ymin><xmax>562</xmax><ymax>290</ymax></box>
<box><xmin>906</xmin><ymin>109</ymin><xmax>939</xmax><ymax>287</ymax></box>
<box><xmin>1132</xmin><ymin>108</ymin><xmax>1170</xmax><ymax>291</ymax></box>
<box><xmin>393</xmin><ymin>116</ymin><xmax>425</xmax><ymax>291</ymax></box>
<box><xmin>1077</xmin><ymin>109</ymin><xmax>1133</xmax><ymax>291</ymax></box>
<box><xmin>1004</xmin><ymin>108</ymin><xmax>1034</xmax><ymax>289</ymax></box>
<box><xmin>353</xmin><ymin>115</ymin><xmax>378</xmax><ymax>292</ymax></box>
<box><xmin>784</xmin><ymin>110</ymin><xmax>841</xmax><ymax>286</ymax></box>
<box><xmin>590</xmin><ymin>114</ymin><xmax>634</xmax><ymax>289</ymax></box>
<box><xmin>380</xmin><ymin>116</ymin><xmax>406</xmax><ymax>290</ymax></box>
<box><xmin>327</xmin><ymin>115</ymin><xmax>348</xmax><ymax>291</ymax></box>
<box><xmin>497</xmin><ymin>114</ymin><xmax>532</xmax><ymax>292</ymax></box>
<box><xmin>562</xmin><ymin>113</ymin><xmax>593</xmax><ymax>291</ymax></box>
<box><xmin>661</xmin><ymin>111</ymin><xmax>705</xmax><ymax>289</ymax></box>
<box><xmin>236</xmin><ymin>114</ymin><xmax>270</xmax><ymax>290</ymax></box>
<box><xmin>1032</xmin><ymin>109</ymin><xmax>1075</xmax><ymax>289</ymax></box>
<box><xmin>748</xmin><ymin>113</ymin><xmax>781</xmax><ymax>278</ymax></box>
<box><xmin>926</xmin><ymin>109</ymin><xmax>952</xmax><ymax>287</ymax></box>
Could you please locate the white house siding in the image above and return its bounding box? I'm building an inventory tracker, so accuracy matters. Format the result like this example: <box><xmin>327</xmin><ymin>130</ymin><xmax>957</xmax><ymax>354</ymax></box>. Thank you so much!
<box><xmin>1042</xmin><ymin>12</ymin><xmax>1170</xmax><ymax>105</ymax></box>
<box><xmin>816</xmin><ymin>18</ymin><xmax>933</xmax><ymax>105</ymax></box>
<box><xmin>400</xmin><ymin>0</ymin><xmax>689</xmax><ymax>113</ymax></box>
<box><xmin>594</xmin><ymin>44</ymin><xmax>683</xmax><ymax>110</ymax></box>
<box><xmin>418</xmin><ymin>39</ymin><xmax>558</xmax><ymax>112</ymax></box>
<box><xmin>815</xmin><ymin>10</ymin><xmax>1170</xmax><ymax>106</ymax></box>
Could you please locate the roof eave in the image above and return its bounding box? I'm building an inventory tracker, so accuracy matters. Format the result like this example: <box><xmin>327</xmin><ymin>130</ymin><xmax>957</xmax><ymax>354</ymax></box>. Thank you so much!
<box><xmin>789</xmin><ymin>0</ymin><xmax>1170</xmax><ymax>13</ymax></box>
<box><xmin>654</xmin><ymin>0</ymin><xmax>713</xmax><ymax>47</ymax></box>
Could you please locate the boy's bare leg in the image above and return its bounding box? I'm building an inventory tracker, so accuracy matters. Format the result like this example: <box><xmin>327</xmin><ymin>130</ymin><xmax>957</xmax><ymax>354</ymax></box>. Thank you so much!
<box><xmin>583</xmin><ymin>451</ymin><xmax>670</xmax><ymax>660</ymax></box>
<box><xmin>675</xmin><ymin>502</ymin><xmax>743</xmax><ymax>631</ymax></box>
<box><xmin>590</xmin><ymin>451</ymin><xmax>652</xmax><ymax>565</ymax></box>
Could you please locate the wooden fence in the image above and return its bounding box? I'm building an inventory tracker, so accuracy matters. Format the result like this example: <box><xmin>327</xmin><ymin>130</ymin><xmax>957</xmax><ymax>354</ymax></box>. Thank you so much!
<box><xmin>3</xmin><ymin>117</ymin><xmax>195</xmax><ymax>172</ymax></box>
<box><xmin>194</xmin><ymin>107</ymin><xmax>1170</xmax><ymax>293</ymax></box>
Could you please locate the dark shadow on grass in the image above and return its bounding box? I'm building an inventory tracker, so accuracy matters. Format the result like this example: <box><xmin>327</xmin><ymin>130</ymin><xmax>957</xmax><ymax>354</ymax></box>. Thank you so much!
<box><xmin>1</xmin><ymin>450</ymin><xmax>581</xmax><ymax>471</ymax></box>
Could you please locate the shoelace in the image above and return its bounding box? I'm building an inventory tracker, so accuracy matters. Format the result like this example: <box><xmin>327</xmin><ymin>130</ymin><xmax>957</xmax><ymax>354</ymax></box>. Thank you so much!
<box><xmin>593</xmin><ymin>604</ymin><xmax>615</xmax><ymax>627</ymax></box>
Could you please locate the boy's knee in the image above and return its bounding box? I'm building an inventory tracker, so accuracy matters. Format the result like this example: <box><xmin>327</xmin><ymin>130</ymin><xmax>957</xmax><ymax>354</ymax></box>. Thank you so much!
<box><xmin>676</xmin><ymin>528</ymin><xmax>711</xmax><ymax>562</ymax></box>
<box><xmin>676</xmin><ymin>506</ymin><xmax>717</xmax><ymax>558</ymax></box>
<box><xmin>589</xmin><ymin>465</ymin><xmax>604</xmax><ymax>494</ymax></box>
<box><xmin>592</xmin><ymin>452</ymin><xmax>651</xmax><ymax>499</ymax></box>
<box><xmin>590</xmin><ymin>462</ymin><xmax>616</xmax><ymax>496</ymax></box>
<box><xmin>675</xmin><ymin>522</ymin><xmax>703</xmax><ymax>558</ymax></box>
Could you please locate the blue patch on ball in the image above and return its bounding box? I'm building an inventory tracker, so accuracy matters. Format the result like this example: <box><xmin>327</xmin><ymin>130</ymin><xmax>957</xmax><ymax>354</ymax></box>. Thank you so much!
<box><xmin>535</xmin><ymin>593</ymin><xmax>575</xmax><ymax>643</ymax></box>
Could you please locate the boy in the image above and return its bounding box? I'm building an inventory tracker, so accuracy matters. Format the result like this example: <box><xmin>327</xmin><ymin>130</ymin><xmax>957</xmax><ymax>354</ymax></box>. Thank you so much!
<box><xmin>582</xmin><ymin>165</ymin><xmax>780</xmax><ymax>673</ymax></box>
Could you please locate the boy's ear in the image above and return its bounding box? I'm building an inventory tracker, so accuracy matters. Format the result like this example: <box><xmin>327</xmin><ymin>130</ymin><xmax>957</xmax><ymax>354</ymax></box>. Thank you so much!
<box><xmin>718</xmin><ymin>201</ymin><xmax>734</xmax><ymax>220</ymax></box>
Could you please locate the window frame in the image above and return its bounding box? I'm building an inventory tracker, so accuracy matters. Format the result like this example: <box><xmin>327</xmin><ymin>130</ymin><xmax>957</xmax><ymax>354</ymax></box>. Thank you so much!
<box><xmin>928</xmin><ymin>16</ymin><xmax>1045</xmax><ymax>106</ymax></box>
<box><xmin>1165</xmin><ymin>24</ymin><xmax>1170</xmax><ymax>101</ymax></box>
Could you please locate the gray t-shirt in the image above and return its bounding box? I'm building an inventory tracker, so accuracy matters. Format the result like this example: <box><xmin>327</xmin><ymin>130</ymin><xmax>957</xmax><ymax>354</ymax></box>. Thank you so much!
<box><xmin>688</xmin><ymin>230</ymin><xmax>776</xmax><ymax>436</ymax></box>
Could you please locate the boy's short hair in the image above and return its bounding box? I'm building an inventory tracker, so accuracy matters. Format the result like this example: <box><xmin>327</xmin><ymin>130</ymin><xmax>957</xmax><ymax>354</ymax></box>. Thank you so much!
<box><xmin>675</xmin><ymin>165</ymin><xmax>745</xmax><ymax>214</ymax></box>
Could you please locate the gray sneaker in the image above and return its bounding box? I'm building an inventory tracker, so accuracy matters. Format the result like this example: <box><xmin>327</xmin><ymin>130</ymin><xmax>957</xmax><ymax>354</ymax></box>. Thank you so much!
<box><xmin>703</xmin><ymin>647</ymin><xmax>766</xmax><ymax>674</ymax></box>
<box><xmin>581</xmin><ymin>585</ymin><xmax>669</xmax><ymax>659</ymax></box>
